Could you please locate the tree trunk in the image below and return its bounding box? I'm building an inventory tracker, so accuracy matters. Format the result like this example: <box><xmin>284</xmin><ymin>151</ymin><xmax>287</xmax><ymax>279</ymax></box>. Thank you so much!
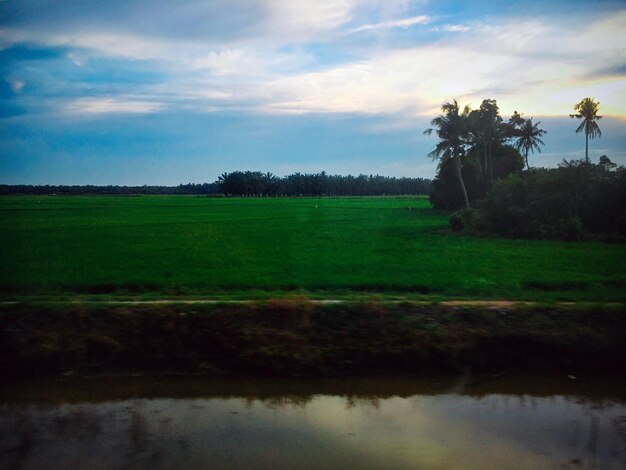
<box><xmin>474</xmin><ymin>153</ymin><xmax>483</xmax><ymax>175</ymax></box>
<box><xmin>525</xmin><ymin>149</ymin><xmax>530</xmax><ymax>171</ymax></box>
<box><xmin>454</xmin><ymin>154</ymin><xmax>470</xmax><ymax>209</ymax></box>
<box><xmin>483</xmin><ymin>138</ymin><xmax>493</xmax><ymax>180</ymax></box>
<box><xmin>585</xmin><ymin>131</ymin><xmax>589</xmax><ymax>163</ymax></box>
<box><xmin>489</xmin><ymin>143</ymin><xmax>493</xmax><ymax>181</ymax></box>
<box><xmin>483</xmin><ymin>140</ymin><xmax>488</xmax><ymax>177</ymax></box>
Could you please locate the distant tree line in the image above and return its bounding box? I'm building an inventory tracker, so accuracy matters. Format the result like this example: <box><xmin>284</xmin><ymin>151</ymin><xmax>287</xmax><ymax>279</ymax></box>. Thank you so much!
<box><xmin>1</xmin><ymin>173</ymin><xmax>432</xmax><ymax>197</ymax></box>
<box><xmin>0</xmin><ymin>183</ymin><xmax>220</xmax><ymax>196</ymax></box>
<box><xmin>217</xmin><ymin>171</ymin><xmax>432</xmax><ymax>196</ymax></box>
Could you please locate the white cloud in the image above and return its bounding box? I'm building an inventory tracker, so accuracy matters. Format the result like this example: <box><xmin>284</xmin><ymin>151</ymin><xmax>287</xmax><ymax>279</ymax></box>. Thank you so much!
<box><xmin>64</xmin><ymin>97</ymin><xmax>165</xmax><ymax>115</ymax></box>
<box><xmin>191</xmin><ymin>48</ymin><xmax>311</xmax><ymax>77</ymax></box>
<box><xmin>0</xmin><ymin>27</ymin><xmax>176</xmax><ymax>60</ymax></box>
<box><xmin>258</xmin><ymin>45</ymin><xmax>503</xmax><ymax>115</ymax></box>
<box><xmin>254</xmin><ymin>13</ymin><xmax>626</xmax><ymax>117</ymax></box>
<box><xmin>264</xmin><ymin>0</ymin><xmax>355</xmax><ymax>36</ymax></box>
<box><xmin>439</xmin><ymin>24</ymin><xmax>469</xmax><ymax>32</ymax></box>
<box><xmin>348</xmin><ymin>15</ymin><xmax>431</xmax><ymax>33</ymax></box>
<box><xmin>193</xmin><ymin>49</ymin><xmax>258</xmax><ymax>76</ymax></box>
<box><xmin>101</xmin><ymin>10</ymin><xmax>622</xmax><ymax>119</ymax></box>
<box><xmin>196</xmin><ymin>90</ymin><xmax>234</xmax><ymax>100</ymax></box>
<box><xmin>3</xmin><ymin>4</ymin><xmax>625</xmax><ymax>119</ymax></box>
<box><xmin>0</xmin><ymin>1</ymin><xmax>359</xmax><ymax>56</ymax></box>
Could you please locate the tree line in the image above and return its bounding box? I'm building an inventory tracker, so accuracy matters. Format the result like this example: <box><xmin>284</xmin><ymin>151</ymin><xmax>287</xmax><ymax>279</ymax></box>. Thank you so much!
<box><xmin>217</xmin><ymin>171</ymin><xmax>432</xmax><ymax>196</ymax></box>
<box><xmin>1</xmin><ymin>173</ymin><xmax>432</xmax><ymax>197</ymax></box>
<box><xmin>0</xmin><ymin>183</ymin><xmax>220</xmax><ymax>196</ymax></box>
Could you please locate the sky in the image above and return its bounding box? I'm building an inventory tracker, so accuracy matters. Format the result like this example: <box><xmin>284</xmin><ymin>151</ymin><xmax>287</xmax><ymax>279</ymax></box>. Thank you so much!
<box><xmin>1</xmin><ymin>0</ymin><xmax>625</xmax><ymax>185</ymax></box>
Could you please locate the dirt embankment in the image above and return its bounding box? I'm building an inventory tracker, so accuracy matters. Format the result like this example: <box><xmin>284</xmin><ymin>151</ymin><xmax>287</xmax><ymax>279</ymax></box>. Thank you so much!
<box><xmin>1</xmin><ymin>300</ymin><xmax>625</xmax><ymax>379</ymax></box>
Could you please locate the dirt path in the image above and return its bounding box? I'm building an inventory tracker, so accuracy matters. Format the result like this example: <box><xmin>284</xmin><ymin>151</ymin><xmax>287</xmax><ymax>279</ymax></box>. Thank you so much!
<box><xmin>2</xmin><ymin>299</ymin><xmax>621</xmax><ymax>308</ymax></box>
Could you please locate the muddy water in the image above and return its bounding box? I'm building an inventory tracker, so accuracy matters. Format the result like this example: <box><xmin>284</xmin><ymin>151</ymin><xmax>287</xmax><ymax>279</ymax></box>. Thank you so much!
<box><xmin>1</xmin><ymin>375</ymin><xmax>625</xmax><ymax>469</ymax></box>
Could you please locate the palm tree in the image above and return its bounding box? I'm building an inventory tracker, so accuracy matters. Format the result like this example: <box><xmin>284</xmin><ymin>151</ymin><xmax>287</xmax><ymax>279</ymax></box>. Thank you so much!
<box><xmin>217</xmin><ymin>172</ymin><xmax>230</xmax><ymax>195</ymax></box>
<box><xmin>570</xmin><ymin>98</ymin><xmax>602</xmax><ymax>163</ymax></box>
<box><xmin>424</xmin><ymin>100</ymin><xmax>471</xmax><ymax>209</ymax></box>
<box><xmin>476</xmin><ymin>99</ymin><xmax>501</xmax><ymax>180</ymax></box>
<box><xmin>514</xmin><ymin>118</ymin><xmax>547</xmax><ymax>170</ymax></box>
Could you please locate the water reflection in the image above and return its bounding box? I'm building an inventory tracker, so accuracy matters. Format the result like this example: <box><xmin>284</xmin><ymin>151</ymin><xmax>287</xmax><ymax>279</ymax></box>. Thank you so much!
<box><xmin>1</xmin><ymin>376</ymin><xmax>625</xmax><ymax>469</ymax></box>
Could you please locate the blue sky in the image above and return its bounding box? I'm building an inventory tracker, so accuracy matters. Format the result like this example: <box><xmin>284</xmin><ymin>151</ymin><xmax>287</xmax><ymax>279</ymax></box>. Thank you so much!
<box><xmin>1</xmin><ymin>0</ymin><xmax>625</xmax><ymax>184</ymax></box>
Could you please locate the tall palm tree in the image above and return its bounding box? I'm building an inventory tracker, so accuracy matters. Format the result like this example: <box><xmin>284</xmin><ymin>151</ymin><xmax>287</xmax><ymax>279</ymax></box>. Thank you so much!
<box><xmin>570</xmin><ymin>98</ymin><xmax>602</xmax><ymax>163</ymax></box>
<box><xmin>514</xmin><ymin>118</ymin><xmax>547</xmax><ymax>170</ymax></box>
<box><xmin>424</xmin><ymin>100</ymin><xmax>471</xmax><ymax>209</ymax></box>
<box><xmin>476</xmin><ymin>99</ymin><xmax>501</xmax><ymax>180</ymax></box>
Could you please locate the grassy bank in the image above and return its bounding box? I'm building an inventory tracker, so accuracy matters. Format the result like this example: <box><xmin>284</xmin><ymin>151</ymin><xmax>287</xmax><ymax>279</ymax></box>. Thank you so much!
<box><xmin>1</xmin><ymin>301</ymin><xmax>624</xmax><ymax>379</ymax></box>
<box><xmin>1</xmin><ymin>196</ymin><xmax>625</xmax><ymax>301</ymax></box>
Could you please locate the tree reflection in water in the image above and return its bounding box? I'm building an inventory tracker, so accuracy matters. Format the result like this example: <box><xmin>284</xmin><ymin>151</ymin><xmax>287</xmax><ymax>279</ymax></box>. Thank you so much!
<box><xmin>1</xmin><ymin>376</ymin><xmax>625</xmax><ymax>469</ymax></box>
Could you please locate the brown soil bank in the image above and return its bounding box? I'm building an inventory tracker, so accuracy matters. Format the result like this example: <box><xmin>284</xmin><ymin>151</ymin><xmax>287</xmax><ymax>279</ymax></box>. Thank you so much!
<box><xmin>1</xmin><ymin>301</ymin><xmax>625</xmax><ymax>379</ymax></box>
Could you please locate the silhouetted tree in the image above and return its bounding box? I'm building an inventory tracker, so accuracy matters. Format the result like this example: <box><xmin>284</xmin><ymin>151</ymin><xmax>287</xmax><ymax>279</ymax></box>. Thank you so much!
<box><xmin>570</xmin><ymin>98</ymin><xmax>602</xmax><ymax>163</ymax></box>
<box><xmin>508</xmin><ymin>111</ymin><xmax>525</xmax><ymax>128</ymax></box>
<box><xmin>466</xmin><ymin>99</ymin><xmax>504</xmax><ymax>180</ymax></box>
<box><xmin>514</xmin><ymin>118</ymin><xmax>547</xmax><ymax>170</ymax></box>
<box><xmin>428</xmin><ymin>100</ymin><xmax>527</xmax><ymax>210</ymax></box>
<box><xmin>424</xmin><ymin>100</ymin><xmax>471</xmax><ymax>209</ymax></box>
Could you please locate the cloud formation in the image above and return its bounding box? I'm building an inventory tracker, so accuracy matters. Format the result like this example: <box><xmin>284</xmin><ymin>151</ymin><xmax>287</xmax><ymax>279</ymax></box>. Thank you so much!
<box><xmin>1</xmin><ymin>0</ymin><xmax>625</xmax><ymax>184</ymax></box>
<box><xmin>3</xmin><ymin>1</ymin><xmax>623</xmax><ymax>118</ymax></box>
<box><xmin>64</xmin><ymin>97</ymin><xmax>165</xmax><ymax>115</ymax></box>
<box><xmin>348</xmin><ymin>15</ymin><xmax>431</xmax><ymax>33</ymax></box>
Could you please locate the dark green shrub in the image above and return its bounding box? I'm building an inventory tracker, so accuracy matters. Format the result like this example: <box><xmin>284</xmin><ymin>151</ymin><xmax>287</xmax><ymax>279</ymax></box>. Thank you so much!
<box><xmin>449</xmin><ymin>208</ymin><xmax>486</xmax><ymax>232</ymax></box>
<box><xmin>559</xmin><ymin>217</ymin><xmax>584</xmax><ymax>241</ymax></box>
<box><xmin>469</xmin><ymin>159</ymin><xmax>625</xmax><ymax>240</ymax></box>
<box><xmin>449</xmin><ymin>212</ymin><xmax>464</xmax><ymax>231</ymax></box>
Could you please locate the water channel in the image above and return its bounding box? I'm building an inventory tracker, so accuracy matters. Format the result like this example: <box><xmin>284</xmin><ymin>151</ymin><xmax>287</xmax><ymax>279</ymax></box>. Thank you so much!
<box><xmin>1</xmin><ymin>375</ymin><xmax>625</xmax><ymax>469</ymax></box>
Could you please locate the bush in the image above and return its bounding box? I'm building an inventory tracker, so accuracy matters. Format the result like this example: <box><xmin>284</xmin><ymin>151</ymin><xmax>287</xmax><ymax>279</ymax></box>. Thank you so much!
<box><xmin>449</xmin><ymin>208</ymin><xmax>485</xmax><ymax>232</ymax></box>
<box><xmin>559</xmin><ymin>217</ymin><xmax>584</xmax><ymax>241</ymax></box>
<box><xmin>449</xmin><ymin>212</ymin><xmax>465</xmax><ymax>231</ymax></box>
<box><xmin>465</xmin><ymin>159</ymin><xmax>626</xmax><ymax>241</ymax></box>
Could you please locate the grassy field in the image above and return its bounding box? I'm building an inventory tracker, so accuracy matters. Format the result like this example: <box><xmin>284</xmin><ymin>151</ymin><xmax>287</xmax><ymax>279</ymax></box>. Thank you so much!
<box><xmin>1</xmin><ymin>195</ymin><xmax>625</xmax><ymax>301</ymax></box>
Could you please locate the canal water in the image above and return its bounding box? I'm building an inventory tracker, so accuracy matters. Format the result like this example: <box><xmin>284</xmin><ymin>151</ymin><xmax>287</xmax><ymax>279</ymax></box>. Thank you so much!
<box><xmin>1</xmin><ymin>375</ymin><xmax>625</xmax><ymax>469</ymax></box>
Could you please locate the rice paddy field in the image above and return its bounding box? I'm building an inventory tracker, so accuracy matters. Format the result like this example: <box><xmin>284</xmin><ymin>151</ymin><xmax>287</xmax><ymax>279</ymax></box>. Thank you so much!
<box><xmin>1</xmin><ymin>195</ymin><xmax>625</xmax><ymax>302</ymax></box>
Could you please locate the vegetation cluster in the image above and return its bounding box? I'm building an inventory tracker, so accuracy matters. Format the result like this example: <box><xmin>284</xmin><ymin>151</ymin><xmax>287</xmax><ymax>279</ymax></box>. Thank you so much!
<box><xmin>1</xmin><ymin>174</ymin><xmax>432</xmax><ymax>197</ymax></box>
<box><xmin>453</xmin><ymin>158</ymin><xmax>626</xmax><ymax>240</ymax></box>
<box><xmin>217</xmin><ymin>171</ymin><xmax>432</xmax><ymax>196</ymax></box>
<box><xmin>425</xmin><ymin>99</ymin><xmax>532</xmax><ymax>210</ymax></box>
<box><xmin>425</xmin><ymin>97</ymin><xmax>619</xmax><ymax>240</ymax></box>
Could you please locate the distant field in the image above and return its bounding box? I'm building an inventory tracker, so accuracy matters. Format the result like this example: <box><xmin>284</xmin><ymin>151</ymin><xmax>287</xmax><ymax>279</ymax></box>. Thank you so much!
<box><xmin>1</xmin><ymin>195</ymin><xmax>625</xmax><ymax>301</ymax></box>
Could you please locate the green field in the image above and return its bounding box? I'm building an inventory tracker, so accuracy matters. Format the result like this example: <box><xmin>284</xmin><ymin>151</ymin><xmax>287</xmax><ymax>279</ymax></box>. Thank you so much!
<box><xmin>1</xmin><ymin>195</ymin><xmax>625</xmax><ymax>301</ymax></box>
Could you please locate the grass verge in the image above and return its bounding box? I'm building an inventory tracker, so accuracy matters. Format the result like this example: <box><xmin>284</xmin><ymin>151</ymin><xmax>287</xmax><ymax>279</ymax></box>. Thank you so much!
<box><xmin>1</xmin><ymin>300</ymin><xmax>624</xmax><ymax>379</ymax></box>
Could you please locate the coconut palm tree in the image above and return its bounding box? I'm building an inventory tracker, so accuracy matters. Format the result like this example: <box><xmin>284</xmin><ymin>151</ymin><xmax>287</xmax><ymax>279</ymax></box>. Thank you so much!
<box><xmin>570</xmin><ymin>98</ymin><xmax>602</xmax><ymax>163</ymax></box>
<box><xmin>514</xmin><ymin>118</ymin><xmax>547</xmax><ymax>170</ymax></box>
<box><xmin>424</xmin><ymin>100</ymin><xmax>471</xmax><ymax>209</ymax></box>
<box><xmin>476</xmin><ymin>99</ymin><xmax>501</xmax><ymax>180</ymax></box>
